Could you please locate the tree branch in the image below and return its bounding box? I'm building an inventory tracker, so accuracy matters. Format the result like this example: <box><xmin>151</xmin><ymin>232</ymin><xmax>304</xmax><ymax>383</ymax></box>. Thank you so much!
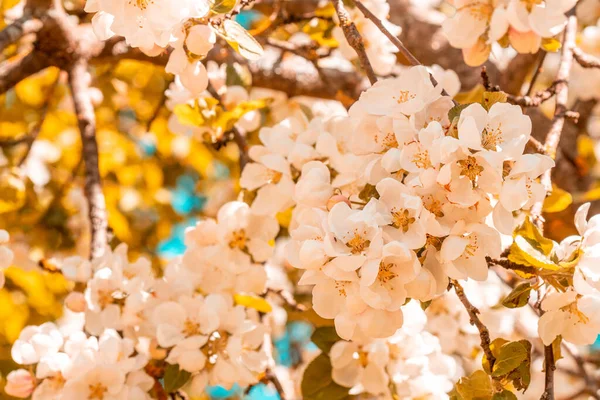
<box><xmin>207</xmin><ymin>83</ymin><xmax>250</xmax><ymax>169</ymax></box>
<box><xmin>68</xmin><ymin>60</ymin><xmax>108</xmax><ymax>260</ymax></box>
<box><xmin>540</xmin><ymin>344</ymin><xmax>556</xmax><ymax>400</ymax></box>
<box><xmin>451</xmin><ymin>280</ymin><xmax>496</xmax><ymax>370</ymax></box>
<box><xmin>572</xmin><ymin>47</ymin><xmax>600</xmax><ymax>69</ymax></box>
<box><xmin>0</xmin><ymin>16</ymin><xmax>42</xmax><ymax>52</ymax></box>
<box><xmin>0</xmin><ymin>51</ymin><xmax>49</xmax><ymax>95</ymax></box>
<box><xmin>331</xmin><ymin>0</ymin><xmax>377</xmax><ymax>85</ymax></box>
<box><xmin>531</xmin><ymin>15</ymin><xmax>577</xmax><ymax>231</ymax></box>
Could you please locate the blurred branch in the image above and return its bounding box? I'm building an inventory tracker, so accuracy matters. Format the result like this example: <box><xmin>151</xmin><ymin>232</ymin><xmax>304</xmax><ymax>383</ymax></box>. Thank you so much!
<box><xmin>331</xmin><ymin>0</ymin><xmax>377</xmax><ymax>84</ymax></box>
<box><xmin>525</xmin><ymin>51</ymin><xmax>547</xmax><ymax>96</ymax></box>
<box><xmin>207</xmin><ymin>82</ymin><xmax>250</xmax><ymax>169</ymax></box>
<box><xmin>0</xmin><ymin>51</ymin><xmax>49</xmax><ymax>94</ymax></box>
<box><xmin>573</xmin><ymin>47</ymin><xmax>600</xmax><ymax>69</ymax></box>
<box><xmin>68</xmin><ymin>59</ymin><xmax>108</xmax><ymax>260</ymax></box>
<box><xmin>0</xmin><ymin>16</ymin><xmax>42</xmax><ymax>52</ymax></box>
<box><xmin>451</xmin><ymin>280</ymin><xmax>497</xmax><ymax>372</ymax></box>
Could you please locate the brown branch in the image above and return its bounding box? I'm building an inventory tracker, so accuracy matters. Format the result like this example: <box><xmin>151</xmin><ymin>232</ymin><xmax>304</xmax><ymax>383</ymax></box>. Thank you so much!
<box><xmin>352</xmin><ymin>0</ymin><xmax>419</xmax><ymax>66</ymax></box>
<box><xmin>507</xmin><ymin>81</ymin><xmax>561</xmax><ymax>108</ymax></box>
<box><xmin>486</xmin><ymin>257</ymin><xmax>538</xmax><ymax>276</ymax></box>
<box><xmin>265</xmin><ymin>288</ymin><xmax>306</xmax><ymax>312</ymax></box>
<box><xmin>0</xmin><ymin>51</ymin><xmax>49</xmax><ymax>95</ymax></box>
<box><xmin>68</xmin><ymin>60</ymin><xmax>108</xmax><ymax>260</ymax></box>
<box><xmin>207</xmin><ymin>83</ymin><xmax>250</xmax><ymax>169</ymax></box>
<box><xmin>541</xmin><ymin>344</ymin><xmax>556</xmax><ymax>400</ymax></box>
<box><xmin>531</xmin><ymin>15</ymin><xmax>577</xmax><ymax>232</ymax></box>
<box><xmin>562</xmin><ymin>343</ymin><xmax>600</xmax><ymax>400</ymax></box>
<box><xmin>526</xmin><ymin>51</ymin><xmax>547</xmax><ymax>96</ymax></box>
<box><xmin>331</xmin><ymin>0</ymin><xmax>377</xmax><ymax>85</ymax></box>
<box><xmin>0</xmin><ymin>16</ymin><xmax>42</xmax><ymax>52</ymax></box>
<box><xmin>451</xmin><ymin>280</ymin><xmax>496</xmax><ymax>371</ymax></box>
<box><xmin>573</xmin><ymin>47</ymin><xmax>600</xmax><ymax>69</ymax></box>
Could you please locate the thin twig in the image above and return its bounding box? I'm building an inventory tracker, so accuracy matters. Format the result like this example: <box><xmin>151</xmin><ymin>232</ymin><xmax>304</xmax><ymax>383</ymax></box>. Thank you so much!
<box><xmin>265</xmin><ymin>288</ymin><xmax>306</xmax><ymax>312</ymax></box>
<box><xmin>531</xmin><ymin>16</ymin><xmax>577</xmax><ymax>232</ymax></box>
<box><xmin>507</xmin><ymin>80</ymin><xmax>562</xmax><ymax>108</ymax></box>
<box><xmin>352</xmin><ymin>0</ymin><xmax>419</xmax><ymax>66</ymax></box>
<box><xmin>68</xmin><ymin>59</ymin><xmax>108</xmax><ymax>260</ymax></box>
<box><xmin>0</xmin><ymin>51</ymin><xmax>49</xmax><ymax>95</ymax></box>
<box><xmin>541</xmin><ymin>344</ymin><xmax>556</xmax><ymax>400</ymax></box>
<box><xmin>206</xmin><ymin>83</ymin><xmax>250</xmax><ymax>169</ymax></box>
<box><xmin>526</xmin><ymin>51</ymin><xmax>547</xmax><ymax>97</ymax></box>
<box><xmin>331</xmin><ymin>0</ymin><xmax>377</xmax><ymax>85</ymax></box>
<box><xmin>0</xmin><ymin>16</ymin><xmax>42</xmax><ymax>52</ymax></box>
<box><xmin>451</xmin><ymin>280</ymin><xmax>496</xmax><ymax>370</ymax></box>
<box><xmin>572</xmin><ymin>47</ymin><xmax>600</xmax><ymax>69</ymax></box>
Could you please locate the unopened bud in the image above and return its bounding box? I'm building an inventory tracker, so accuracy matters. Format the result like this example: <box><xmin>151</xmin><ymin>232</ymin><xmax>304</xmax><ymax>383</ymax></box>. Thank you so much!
<box><xmin>5</xmin><ymin>369</ymin><xmax>34</xmax><ymax>398</ymax></box>
<box><xmin>65</xmin><ymin>292</ymin><xmax>86</xmax><ymax>313</ymax></box>
<box><xmin>327</xmin><ymin>194</ymin><xmax>351</xmax><ymax>211</ymax></box>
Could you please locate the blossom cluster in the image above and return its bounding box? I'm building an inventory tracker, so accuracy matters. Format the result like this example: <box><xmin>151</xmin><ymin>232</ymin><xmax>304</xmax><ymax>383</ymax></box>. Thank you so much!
<box><xmin>234</xmin><ymin>65</ymin><xmax>555</xmax><ymax>341</ymax></box>
<box><xmin>443</xmin><ymin>0</ymin><xmax>578</xmax><ymax>66</ymax></box>
<box><xmin>537</xmin><ymin>203</ymin><xmax>600</xmax><ymax>346</ymax></box>
<box><xmin>6</xmin><ymin>209</ymin><xmax>273</xmax><ymax>399</ymax></box>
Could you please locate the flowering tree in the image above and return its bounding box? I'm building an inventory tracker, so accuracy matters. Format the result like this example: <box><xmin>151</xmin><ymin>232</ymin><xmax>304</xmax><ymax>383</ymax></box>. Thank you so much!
<box><xmin>2</xmin><ymin>0</ymin><xmax>600</xmax><ymax>399</ymax></box>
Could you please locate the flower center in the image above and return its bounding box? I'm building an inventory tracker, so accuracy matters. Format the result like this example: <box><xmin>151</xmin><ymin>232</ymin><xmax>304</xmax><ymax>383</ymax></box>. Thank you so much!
<box><xmin>463</xmin><ymin>235</ymin><xmax>478</xmax><ymax>259</ymax></box>
<box><xmin>561</xmin><ymin>300</ymin><xmax>590</xmax><ymax>324</ymax></box>
<box><xmin>381</xmin><ymin>132</ymin><xmax>399</xmax><ymax>149</ymax></box>
<box><xmin>412</xmin><ymin>150</ymin><xmax>432</xmax><ymax>169</ymax></box>
<box><xmin>183</xmin><ymin>318</ymin><xmax>201</xmax><ymax>336</ymax></box>
<box><xmin>377</xmin><ymin>261</ymin><xmax>398</xmax><ymax>284</ymax></box>
<box><xmin>97</xmin><ymin>289</ymin><xmax>114</xmax><ymax>308</ymax></box>
<box><xmin>346</xmin><ymin>231</ymin><xmax>370</xmax><ymax>254</ymax></box>
<box><xmin>391</xmin><ymin>208</ymin><xmax>415</xmax><ymax>233</ymax></box>
<box><xmin>229</xmin><ymin>229</ymin><xmax>247</xmax><ymax>250</ymax></box>
<box><xmin>128</xmin><ymin>0</ymin><xmax>153</xmax><ymax>10</ymax></box>
<box><xmin>396</xmin><ymin>90</ymin><xmax>416</xmax><ymax>104</ymax></box>
<box><xmin>335</xmin><ymin>281</ymin><xmax>348</xmax><ymax>297</ymax></box>
<box><xmin>89</xmin><ymin>383</ymin><xmax>108</xmax><ymax>400</ymax></box>
<box><xmin>458</xmin><ymin>156</ymin><xmax>484</xmax><ymax>182</ymax></box>
<box><xmin>521</xmin><ymin>0</ymin><xmax>543</xmax><ymax>11</ymax></box>
<box><xmin>460</xmin><ymin>2</ymin><xmax>493</xmax><ymax>20</ymax></box>
<box><xmin>481</xmin><ymin>124</ymin><xmax>503</xmax><ymax>150</ymax></box>
<box><xmin>423</xmin><ymin>195</ymin><xmax>444</xmax><ymax>218</ymax></box>
<box><xmin>266</xmin><ymin>169</ymin><xmax>283</xmax><ymax>184</ymax></box>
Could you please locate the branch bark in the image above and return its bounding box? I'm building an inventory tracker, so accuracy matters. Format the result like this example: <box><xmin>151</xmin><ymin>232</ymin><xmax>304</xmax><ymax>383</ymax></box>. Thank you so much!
<box><xmin>531</xmin><ymin>16</ymin><xmax>577</xmax><ymax>231</ymax></box>
<box><xmin>0</xmin><ymin>51</ymin><xmax>49</xmax><ymax>95</ymax></box>
<box><xmin>68</xmin><ymin>60</ymin><xmax>108</xmax><ymax>260</ymax></box>
<box><xmin>331</xmin><ymin>0</ymin><xmax>377</xmax><ymax>85</ymax></box>
<box><xmin>451</xmin><ymin>280</ymin><xmax>497</xmax><ymax>371</ymax></box>
<box><xmin>573</xmin><ymin>47</ymin><xmax>600</xmax><ymax>69</ymax></box>
<box><xmin>0</xmin><ymin>16</ymin><xmax>42</xmax><ymax>52</ymax></box>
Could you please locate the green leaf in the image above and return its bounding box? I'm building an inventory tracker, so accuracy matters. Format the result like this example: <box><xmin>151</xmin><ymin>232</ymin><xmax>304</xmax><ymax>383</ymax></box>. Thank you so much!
<box><xmin>493</xmin><ymin>390</ymin><xmax>518</xmax><ymax>400</ymax></box>
<box><xmin>482</xmin><ymin>338</ymin><xmax>508</xmax><ymax>374</ymax></box>
<box><xmin>454</xmin><ymin>370</ymin><xmax>493</xmax><ymax>400</ymax></box>
<box><xmin>219</xmin><ymin>20</ymin><xmax>264</xmax><ymax>61</ymax></box>
<box><xmin>491</xmin><ymin>341</ymin><xmax>528</xmax><ymax>377</ymax></box>
<box><xmin>543</xmin><ymin>184</ymin><xmax>573</xmax><ymax>213</ymax></box>
<box><xmin>301</xmin><ymin>354</ymin><xmax>350</xmax><ymax>400</ymax></box>
<box><xmin>501</xmin><ymin>282</ymin><xmax>533</xmax><ymax>309</ymax></box>
<box><xmin>541</xmin><ymin>37</ymin><xmax>561</xmax><ymax>52</ymax></box>
<box><xmin>448</xmin><ymin>103</ymin><xmax>470</xmax><ymax>121</ymax></box>
<box><xmin>420</xmin><ymin>299</ymin><xmax>432</xmax><ymax>311</ymax></box>
<box><xmin>482</xmin><ymin>91</ymin><xmax>507</xmax><ymax>110</ymax></box>
<box><xmin>454</xmin><ymin>84</ymin><xmax>485</xmax><ymax>105</ymax></box>
<box><xmin>163</xmin><ymin>364</ymin><xmax>191</xmax><ymax>393</ymax></box>
<box><xmin>506</xmin><ymin>340</ymin><xmax>532</xmax><ymax>392</ymax></box>
<box><xmin>311</xmin><ymin>327</ymin><xmax>341</xmax><ymax>353</ymax></box>
<box><xmin>508</xmin><ymin>217</ymin><xmax>558</xmax><ymax>271</ymax></box>
<box><xmin>234</xmin><ymin>294</ymin><xmax>272</xmax><ymax>313</ymax></box>
<box><xmin>210</xmin><ymin>0</ymin><xmax>236</xmax><ymax>13</ymax></box>
<box><xmin>173</xmin><ymin>103</ymin><xmax>205</xmax><ymax>127</ymax></box>
<box><xmin>358</xmin><ymin>184</ymin><xmax>379</xmax><ymax>202</ymax></box>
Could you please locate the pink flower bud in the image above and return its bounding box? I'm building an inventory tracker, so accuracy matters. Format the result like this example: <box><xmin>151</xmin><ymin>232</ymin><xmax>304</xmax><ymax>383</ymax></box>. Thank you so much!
<box><xmin>64</xmin><ymin>292</ymin><xmax>86</xmax><ymax>313</ymax></box>
<box><xmin>4</xmin><ymin>369</ymin><xmax>34</xmax><ymax>398</ymax></box>
<box><xmin>327</xmin><ymin>195</ymin><xmax>351</xmax><ymax>211</ymax></box>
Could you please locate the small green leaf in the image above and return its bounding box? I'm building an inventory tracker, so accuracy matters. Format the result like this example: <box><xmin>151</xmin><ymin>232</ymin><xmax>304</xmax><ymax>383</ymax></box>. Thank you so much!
<box><xmin>420</xmin><ymin>300</ymin><xmax>432</xmax><ymax>311</ymax></box>
<box><xmin>543</xmin><ymin>184</ymin><xmax>573</xmax><ymax>213</ymax></box>
<box><xmin>234</xmin><ymin>294</ymin><xmax>272</xmax><ymax>313</ymax></box>
<box><xmin>541</xmin><ymin>37</ymin><xmax>561</xmax><ymax>52</ymax></box>
<box><xmin>219</xmin><ymin>20</ymin><xmax>264</xmax><ymax>61</ymax></box>
<box><xmin>454</xmin><ymin>370</ymin><xmax>493</xmax><ymax>400</ymax></box>
<box><xmin>448</xmin><ymin>103</ymin><xmax>470</xmax><ymax>121</ymax></box>
<box><xmin>482</xmin><ymin>338</ymin><xmax>508</xmax><ymax>374</ymax></box>
<box><xmin>491</xmin><ymin>341</ymin><xmax>528</xmax><ymax>377</ymax></box>
<box><xmin>454</xmin><ymin>84</ymin><xmax>485</xmax><ymax>105</ymax></box>
<box><xmin>482</xmin><ymin>91</ymin><xmax>507</xmax><ymax>110</ymax></box>
<box><xmin>501</xmin><ymin>282</ymin><xmax>533</xmax><ymax>309</ymax></box>
<box><xmin>163</xmin><ymin>364</ymin><xmax>192</xmax><ymax>393</ymax></box>
<box><xmin>311</xmin><ymin>327</ymin><xmax>341</xmax><ymax>353</ymax></box>
<box><xmin>358</xmin><ymin>184</ymin><xmax>379</xmax><ymax>202</ymax></box>
<box><xmin>301</xmin><ymin>354</ymin><xmax>350</xmax><ymax>400</ymax></box>
<box><xmin>493</xmin><ymin>390</ymin><xmax>518</xmax><ymax>400</ymax></box>
<box><xmin>210</xmin><ymin>0</ymin><xmax>236</xmax><ymax>13</ymax></box>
